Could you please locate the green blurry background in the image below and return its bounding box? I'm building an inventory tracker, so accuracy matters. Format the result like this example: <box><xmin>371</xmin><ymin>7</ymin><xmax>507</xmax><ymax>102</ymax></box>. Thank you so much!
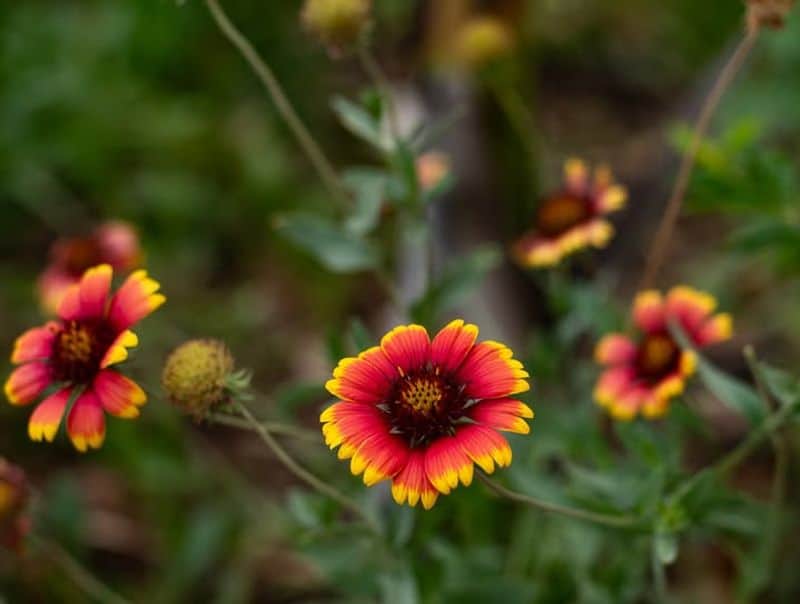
<box><xmin>2</xmin><ymin>1</ymin><xmax>800</xmax><ymax>602</ymax></box>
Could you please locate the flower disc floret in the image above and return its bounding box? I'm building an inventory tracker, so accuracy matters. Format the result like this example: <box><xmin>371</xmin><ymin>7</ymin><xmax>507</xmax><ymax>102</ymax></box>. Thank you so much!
<box><xmin>5</xmin><ymin>265</ymin><xmax>165</xmax><ymax>451</ymax></box>
<box><xmin>321</xmin><ymin>320</ymin><xmax>533</xmax><ymax>509</ymax></box>
<box><xmin>594</xmin><ymin>286</ymin><xmax>732</xmax><ymax>420</ymax></box>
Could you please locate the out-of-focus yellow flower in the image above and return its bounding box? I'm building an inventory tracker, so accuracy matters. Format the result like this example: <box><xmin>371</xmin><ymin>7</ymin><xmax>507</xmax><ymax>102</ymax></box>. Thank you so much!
<box><xmin>301</xmin><ymin>0</ymin><xmax>372</xmax><ymax>56</ymax></box>
<box><xmin>455</xmin><ymin>16</ymin><xmax>515</xmax><ymax>69</ymax></box>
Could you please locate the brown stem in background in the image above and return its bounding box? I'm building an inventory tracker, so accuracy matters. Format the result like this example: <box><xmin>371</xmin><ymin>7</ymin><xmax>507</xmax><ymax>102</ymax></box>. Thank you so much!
<box><xmin>638</xmin><ymin>28</ymin><xmax>759</xmax><ymax>291</ymax></box>
<box><xmin>205</xmin><ymin>0</ymin><xmax>350</xmax><ymax>208</ymax></box>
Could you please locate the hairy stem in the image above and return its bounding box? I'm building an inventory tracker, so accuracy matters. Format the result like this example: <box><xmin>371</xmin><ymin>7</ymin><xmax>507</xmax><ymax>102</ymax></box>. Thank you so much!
<box><xmin>205</xmin><ymin>0</ymin><xmax>349</xmax><ymax>207</ymax></box>
<box><xmin>639</xmin><ymin>29</ymin><xmax>759</xmax><ymax>290</ymax></box>
<box><xmin>478</xmin><ymin>473</ymin><xmax>642</xmax><ymax>528</ymax></box>
<box><xmin>230</xmin><ymin>401</ymin><xmax>379</xmax><ymax>533</ymax></box>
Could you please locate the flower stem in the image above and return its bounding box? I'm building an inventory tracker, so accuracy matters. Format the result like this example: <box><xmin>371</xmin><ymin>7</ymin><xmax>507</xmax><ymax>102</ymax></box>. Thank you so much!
<box><xmin>31</xmin><ymin>535</ymin><xmax>130</xmax><ymax>604</ymax></box>
<box><xmin>205</xmin><ymin>0</ymin><xmax>349</xmax><ymax>208</ymax></box>
<box><xmin>230</xmin><ymin>400</ymin><xmax>380</xmax><ymax>533</ymax></box>
<box><xmin>651</xmin><ymin>538</ymin><xmax>670</xmax><ymax>604</ymax></box>
<box><xmin>478</xmin><ymin>473</ymin><xmax>642</xmax><ymax>529</ymax></box>
<box><xmin>357</xmin><ymin>45</ymin><xmax>399</xmax><ymax>142</ymax></box>
<box><xmin>207</xmin><ymin>412</ymin><xmax>321</xmax><ymax>443</ymax></box>
<box><xmin>639</xmin><ymin>28</ymin><xmax>759</xmax><ymax>290</ymax></box>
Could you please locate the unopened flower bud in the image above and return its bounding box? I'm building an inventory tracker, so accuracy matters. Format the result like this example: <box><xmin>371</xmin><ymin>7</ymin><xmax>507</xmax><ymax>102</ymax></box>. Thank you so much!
<box><xmin>162</xmin><ymin>339</ymin><xmax>236</xmax><ymax>417</ymax></box>
<box><xmin>301</xmin><ymin>0</ymin><xmax>372</xmax><ymax>56</ymax></box>
<box><xmin>456</xmin><ymin>16</ymin><xmax>515</xmax><ymax>69</ymax></box>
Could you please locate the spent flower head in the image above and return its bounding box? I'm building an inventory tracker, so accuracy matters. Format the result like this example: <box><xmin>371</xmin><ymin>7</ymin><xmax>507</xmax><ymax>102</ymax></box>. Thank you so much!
<box><xmin>301</xmin><ymin>0</ymin><xmax>372</xmax><ymax>57</ymax></box>
<box><xmin>322</xmin><ymin>320</ymin><xmax>533</xmax><ymax>509</ymax></box>
<box><xmin>162</xmin><ymin>339</ymin><xmax>240</xmax><ymax>417</ymax></box>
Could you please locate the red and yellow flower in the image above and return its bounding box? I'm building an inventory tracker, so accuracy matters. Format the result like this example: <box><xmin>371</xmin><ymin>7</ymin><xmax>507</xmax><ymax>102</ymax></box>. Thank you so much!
<box><xmin>0</xmin><ymin>458</ymin><xmax>31</xmax><ymax>552</ymax></box>
<box><xmin>5</xmin><ymin>264</ymin><xmax>165</xmax><ymax>451</ymax></box>
<box><xmin>513</xmin><ymin>159</ymin><xmax>627</xmax><ymax>268</ymax></box>
<box><xmin>38</xmin><ymin>221</ymin><xmax>142</xmax><ymax>313</ymax></box>
<box><xmin>594</xmin><ymin>286</ymin><xmax>733</xmax><ymax>420</ymax></box>
<box><xmin>321</xmin><ymin>320</ymin><xmax>533</xmax><ymax>509</ymax></box>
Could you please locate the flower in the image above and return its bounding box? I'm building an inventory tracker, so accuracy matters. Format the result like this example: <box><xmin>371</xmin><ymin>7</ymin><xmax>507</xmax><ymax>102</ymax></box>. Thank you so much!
<box><xmin>162</xmin><ymin>339</ymin><xmax>236</xmax><ymax>417</ymax></box>
<box><xmin>594</xmin><ymin>286</ymin><xmax>733</xmax><ymax>420</ymax></box>
<box><xmin>455</xmin><ymin>16</ymin><xmax>515</xmax><ymax>69</ymax></box>
<box><xmin>513</xmin><ymin>159</ymin><xmax>627</xmax><ymax>268</ymax></box>
<box><xmin>301</xmin><ymin>0</ymin><xmax>372</xmax><ymax>56</ymax></box>
<box><xmin>321</xmin><ymin>320</ymin><xmax>533</xmax><ymax>509</ymax></box>
<box><xmin>5</xmin><ymin>265</ymin><xmax>165</xmax><ymax>451</ymax></box>
<box><xmin>0</xmin><ymin>458</ymin><xmax>31</xmax><ymax>552</ymax></box>
<box><xmin>38</xmin><ymin>221</ymin><xmax>142</xmax><ymax>314</ymax></box>
<box><xmin>416</xmin><ymin>151</ymin><xmax>451</xmax><ymax>193</ymax></box>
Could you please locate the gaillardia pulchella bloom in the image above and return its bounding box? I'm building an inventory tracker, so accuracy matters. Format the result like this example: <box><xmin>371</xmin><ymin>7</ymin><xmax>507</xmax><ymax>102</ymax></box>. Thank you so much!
<box><xmin>513</xmin><ymin>159</ymin><xmax>627</xmax><ymax>268</ymax></box>
<box><xmin>5</xmin><ymin>265</ymin><xmax>165</xmax><ymax>451</ymax></box>
<box><xmin>321</xmin><ymin>320</ymin><xmax>533</xmax><ymax>509</ymax></box>
<box><xmin>38</xmin><ymin>221</ymin><xmax>142</xmax><ymax>314</ymax></box>
<box><xmin>594</xmin><ymin>286</ymin><xmax>732</xmax><ymax>420</ymax></box>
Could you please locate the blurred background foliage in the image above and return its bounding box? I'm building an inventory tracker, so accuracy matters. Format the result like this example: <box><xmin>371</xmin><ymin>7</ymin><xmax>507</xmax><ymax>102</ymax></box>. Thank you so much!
<box><xmin>1</xmin><ymin>1</ymin><xmax>800</xmax><ymax>602</ymax></box>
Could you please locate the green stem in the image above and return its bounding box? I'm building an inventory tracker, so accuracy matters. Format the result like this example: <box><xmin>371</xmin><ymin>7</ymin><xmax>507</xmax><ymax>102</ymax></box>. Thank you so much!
<box><xmin>207</xmin><ymin>412</ymin><xmax>321</xmax><ymax>443</ymax></box>
<box><xmin>357</xmin><ymin>45</ymin><xmax>399</xmax><ymax>143</ymax></box>
<box><xmin>478</xmin><ymin>474</ymin><xmax>642</xmax><ymax>529</ymax></box>
<box><xmin>205</xmin><ymin>0</ymin><xmax>349</xmax><ymax>208</ymax></box>
<box><xmin>230</xmin><ymin>400</ymin><xmax>380</xmax><ymax>533</ymax></box>
<box><xmin>651</xmin><ymin>538</ymin><xmax>670</xmax><ymax>604</ymax></box>
<box><xmin>31</xmin><ymin>535</ymin><xmax>130</xmax><ymax>604</ymax></box>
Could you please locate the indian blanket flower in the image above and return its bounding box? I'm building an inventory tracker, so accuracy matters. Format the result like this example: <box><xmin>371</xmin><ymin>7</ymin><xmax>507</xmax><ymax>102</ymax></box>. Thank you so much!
<box><xmin>0</xmin><ymin>458</ymin><xmax>31</xmax><ymax>552</ymax></box>
<box><xmin>513</xmin><ymin>159</ymin><xmax>627</xmax><ymax>268</ymax></box>
<box><xmin>38</xmin><ymin>221</ymin><xmax>142</xmax><ymax>314</ymax></box>
<box><xmin>594</xmin><ymin>286</ymin><xmax>733</xmax><ymax>420</ymax></box>
<box><xmin>321</xmin><ymin>320</ymin><xmax>533</xmax><ymax>509</ymax></box>
<box><xmin>5</xmin><ymin>264</ymin><xmax>165</xmax><ymax>451</ymax></box>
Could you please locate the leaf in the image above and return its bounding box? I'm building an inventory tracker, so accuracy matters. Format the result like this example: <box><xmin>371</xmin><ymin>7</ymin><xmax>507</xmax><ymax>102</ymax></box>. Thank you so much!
<box><xmin>342</xmin><ymin>168</ymin><xmax>387</xmax><ymax>236</ymax></box>
<box><xmin>377</xmin><ymin>568</ymin><xmax>419</xmax><ymax>604</ymax></box>
<box><xmin>749</xmin><ymin>356</ymin><xmax>800</xmax><ymax>407</ymax></box>
<box><xmin>410</xmin><ymin>244</ymin><xmax>502</xmax><ymax>327</ymax></box>
<box><xmin>275</xmin><ymin>212</ymin><xmax>378</xmax><ymax>273</ymax></box>
<box><xmin>331</xmin><ymin>96</ymin><xmax>388</xmax><ymax>151</ymax></box>
<box><xmin>387</xmin><ymin>141</ymin><xmax>420</xmax><ymax>205</ymax></box>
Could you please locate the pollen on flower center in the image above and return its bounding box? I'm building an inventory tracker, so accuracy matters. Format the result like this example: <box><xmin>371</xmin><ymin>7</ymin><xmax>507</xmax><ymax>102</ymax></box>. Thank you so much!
<box><xmin>535</xmin><ymin>194</ymin><xmax>592</xmax><ymax>237</ymax></box>
<box><xmin>52</xmin><ymin>321</ymin><xmax>113</xmax><ymax>383</ymax></box>
<box><xmin>637</xmin><ymin>333</ymin><xmax>679</xmax><ymax>379</ymax></box>
<box><xmin>401</xmin><ymin>377</ymin><xmax>444</xmax><ymax>414</ymax></box>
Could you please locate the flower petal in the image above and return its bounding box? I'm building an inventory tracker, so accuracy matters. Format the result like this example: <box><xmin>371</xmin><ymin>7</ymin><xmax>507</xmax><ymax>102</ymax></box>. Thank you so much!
<box><xmin>320</xmin><ymin>402</ymin><xmax>387</xmax><ymax>453</ymax></box>
<box><xmin>99</xmin><ymin>330</ymin><xmax>139</xmax><ymax>369</ymax></box>
<box><xmin>325</xmin><ymin>346</ymin><xmax>397</xmax><ymax>404</ymax></box>
<box><xmin>107</xmin><ymin>270</ymin><xmax>165</xmax><ymax>331</ymax></box>
<box><xmin>666</xmin><ymin>286</ymin><xmax>717</xmax><ymax>338</ymax></box>
<box><xmin>350</xmin><ymin>431</ymin><xmax>409</xmax><ymax>487</ymax></box>
<box><xmin>593</xmin><ymin>366</ymin><xmax>636</xmax><ymax>409</ymax></box>
<box><xmin>4</xmin><ymin>363</ymin><xmax>52</xmax><ymax>406</ymax></box>
<box><xmin>79</xmin><ymin>264</ymin><xmax>113</xmax><ymax>320</ymax></box>
<box><xmin>424</xmin><ymin>436</ymin><xmax>475</xmax><ymax>494</ymax></box>
<box><xmin>38</xmin><ymin>268</ymin><xmax>78</xmax><ymax>315</ymax></box>
<box><xmin>456</xmin><ymin>341</ymin><xmax>529</xmax><ymax>400</ymax></box>
<box><xmin>11</xmin><ymin>323</ymin><xmax>59</xmax><ymax>364</ymax></box>
<box><xmin>696</xmin><ymin>313</ymin><xmax>733</xmax><ymax>347</ymax></box>
<box><xmin>594</xmin><ymin>334</ymin><xmax>637</xmax><ymax>366</ymax></box>
<box><xmin>93</xmin><ymin>370</ymin><xmax>146</xmax><ymax>419</ymax></box>
<box><xmin>454</xmin><ymin>424</ymin><xmax>512</xmax><ymax>474</ymax></box>
<box><xmin>633</xmin><ymin>290</ymin><xmax>665</xmax><ymax>333</ymax></box>
<box><xmin>391</xmin><ymin>450</ymin><xmax>439</xmax><ymax>510</ymax></box>
<box><xmin>564</xmin><ymin>158</ymin><xmax>588</xmax><ymax>193</ymax></box>
<box><xmin>430</xmin><ymin>319</ymin><xmax>479</xmax><ymax>374</ymax></box>
<box><xmin>66</xmin><ymin>390</ymin><xmax>106</xmax><ymax>452</ymax></box>
<box><xmin>468</xmin><ymin>398</ymin><xmax>534</xmax><ymax>434</ymax></box>
<box><xmin>513</xmin><ymin>233</ymin><xmax>565</xmax><ymax>268</ymax></box>
<box><xmin>380</xmin><ymin>324</ymin><xmax>430</xmax><ymax>375</ymax></box>
<box><xmin>596</xmin><ymin>185</ymin><xmax>627</xmax><ymax>213</ymax></box>
<box><xmin>28</xmin><ymin>388</ymin><xmax>72</xmax><ymax>442</ymax></box>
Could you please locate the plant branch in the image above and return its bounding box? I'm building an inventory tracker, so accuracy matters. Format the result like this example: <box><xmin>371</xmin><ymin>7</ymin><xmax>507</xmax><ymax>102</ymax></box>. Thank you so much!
<box><xmin>639</xmin><ymin>28</ymin><xmax>759</xmax><ymax>290</ymax></box>
<box><xmin>478</xmin><ymin>473</ymin><xmax>642</xmax><ymax>529</ymax></box>
<box><xmin>205</xmin><ymin>0</ymin><xmax>349</xmax><ymax>207</ymax></box>
<box><xmin>31</xmin><ymin>535</ymin><xmax>130</xmax><ymax>604</ymax></box>
<box><xmin>228</xmin><ymin>400</ymin><xmax>379</xmax><ymax>533</ymax></box>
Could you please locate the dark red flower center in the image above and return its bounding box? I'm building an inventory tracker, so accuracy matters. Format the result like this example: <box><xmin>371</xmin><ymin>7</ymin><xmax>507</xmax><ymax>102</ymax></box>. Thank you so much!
<box><xmin>51</xmin><ymin>321</ymin><xmax>116</xmax><ymax>384</ymax></box>
<box><xmin>535</xmin><ymin>193</ymin><xmax>593</xmax><ymax>237</ymax></box>
<box><xmin>384</xmin><ymin>365</ymin><xmax>469</xmax><ymax>448</ymax></box>
<box><xmin>636</xmin><ymin>333</ymin><xmax>680</xmax><ymax>381</ymax></box>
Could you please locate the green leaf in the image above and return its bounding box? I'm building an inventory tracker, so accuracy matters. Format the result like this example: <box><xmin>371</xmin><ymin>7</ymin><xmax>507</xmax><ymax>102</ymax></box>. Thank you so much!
<box><xmin>748</xmin><ymin>355</ymin><xmax>800</xmax><ymax>407</ymax></box>
<box><xmin>331</xmin><ymin>95</ymin><xmax>388</xmax><ymax>151</ymax></box>
<box><xmin>275</xmin><ymin>212</ymin><xmax>378</xmax><ymax>273</ymax></box>
<box><xmin>342</xmin><ymin>167</ymin><xmax>387</xmax><ymax>236</ymax></box>
<box><xmin>410</xmin><ymin>244</ymin><xmax>502</xmax><ymax>327</ymax></box>
<box><xmin>387</xmin><ymin>141</ymin><xmax>420</xmax><ymax>205</ymax></box>
<box><xmin>377</xmin><ymin>568</ymin><xmax>419</xmax><ymax>604</ymax></box>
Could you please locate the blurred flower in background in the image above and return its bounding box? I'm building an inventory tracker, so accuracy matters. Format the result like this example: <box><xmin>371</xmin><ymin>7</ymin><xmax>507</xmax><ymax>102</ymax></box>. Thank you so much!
<box><xmin>513</xmin><ymin>159</ymin><xmax>628</xmax><ymax>268</ymax></box>
<box><xmin>301</xmin><ymin>0</ymin><xmax>372</xmax><ymax>57</ymax></box>
<box><xmin>594</xmin><ymin>286</ymin><xmax>733</xmax><ymax>420</ymax></box>
<box><xmin>454</xmin><ymin>15</ymin><xmax>515</xmax><ymax>70</ymax></box>
<box><xmin>0</xmin><ymin>458</ymin><xmax>31</xmax><ymax>553</ymax></box>
<box><xmin>6</xmin><ymin>265</ymin><xmax>165</xmax><ymax>451</ymax></box>
<box><xmin>416</xmin><ymin>151</ymin><xmax>451</xmax><ymax>193</ymax></box>
<box><xmin>38</xmin><ymin>221</ymin><xmax>142</xmax><ymax>314</ymax></box>
<box><xmin>321</xmin><ymin>320</ymin><xmax>533</xmax><ymax>509</ymax></box>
